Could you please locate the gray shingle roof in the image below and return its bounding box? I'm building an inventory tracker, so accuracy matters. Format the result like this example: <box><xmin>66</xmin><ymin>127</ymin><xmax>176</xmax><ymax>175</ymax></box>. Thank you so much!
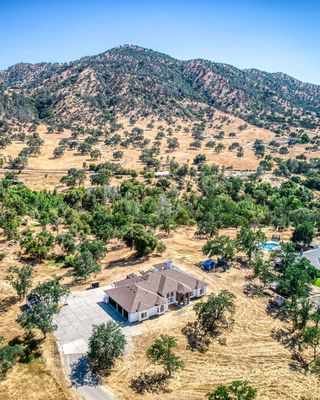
<box><xmin>302</xmin><ymin>248</ymin><xmax>320</xmax><ymax>270</ymax></box>
<box><xmin>105</xmin><ymin>267</ymin><xmax>207</xmax><ymax>313</ymax></box>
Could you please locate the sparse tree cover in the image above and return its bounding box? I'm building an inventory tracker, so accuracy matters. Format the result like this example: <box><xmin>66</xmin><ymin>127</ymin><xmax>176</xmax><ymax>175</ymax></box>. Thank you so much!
<box><xmin>147</xmin><ymin>335</ymin><xmax>184</xmax><ymax>377</ymax></box>
<box><xmin>88</xmin><ymin>322</ymin><xmax>126</xmax><ymax>372</ymax></box>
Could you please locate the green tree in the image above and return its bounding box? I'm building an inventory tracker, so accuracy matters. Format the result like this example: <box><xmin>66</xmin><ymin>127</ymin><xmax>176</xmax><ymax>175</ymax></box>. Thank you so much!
<box><xmin>0</xmin><ymin>210</ymin><xmax>20</xmax><ymax>240</ymax></box>
<box><xmin>56</xmin><ymin>232</ymin><xmax>77</xmax><ymax>254</ymax></box>
<box><xmin>6</xmin><ymin>265</ymin><xmax>33</xmax><ymax>300</ymax></box>
<box><xmin>277</xmin><ymin>258</ymin><xmax>318</xmax><ymax>300</ymax></box>
<box><xmin>236</xmin><ymin>227</ymin><xmax>266</xmax><ymax>263</ymax></box>
<box><xmin>147</xmin><ymin>335</ymin><xmax>184</xmax><ymax>377</ymax></box>
<box><xmin>207</xmin><ymin>380</ymin><xmax>257</xmax><ymax>400</ymax></box>
<box><xmin>123</xmin><ymin>224</ymin><xmax>158</xmax><ymax>257</ymax></box>
<box><xmin>90</xmin><ymin>149</ymin><xmax>102</xmax><ymax>160</ymax></box>
<box><xmin>286</xmin><ymin>297</ymin><xmax>313</xmax><ymax>331</ymax></box>
<box><xmin>31</xmin><ymin>276</ymin><xmax>69</xmax><ymax>304</ymax></box>
<box><xmin>17</xmin><ymin>302</ymin><xmax>57</xmax><ymax>339</ymax></box>
<box><xmin>203</xmin><ymin>235</ymin><xmax>236</xmax><ymax>263</ymax></box>
<box><xmin>88</xmin><ymin>322</ymin><xmax>126</xmax><ymax>372</ymax></box>
<box><xmin>73</xmin><ymin>250</ymin><xmax>101</xmax><ymax>280</ymax></box>
<box><xmin>80</xmin><ymin>240</ymin><xmax>107</xmax><ymax>261</ymax></box>
<box><xmin>91</xmin><ymin>168</ymin><xmax>110</xmax><ymax>186</ymax></box>
<box><xmin>60</xmin><ymin>168</ymin><xmax>86</xmax><ymax>187</ymax></box>
<box><xmin>291</xmin><ymin>222</ymin><xmax>315</xmax><ymax>248</ymax></box>
<box><xmin>302</xmin><ymin>326</ymin><xmax>320</xmax><ymax>361</ymax></box>
<box><xmin>20</xmin><ymin>229</ymin><xmax>54</xmax><ymax>260</ymax></box>
<box><xmin>194</xmin><ymin>291</ymin><xmax>236</xmax><ymax>336</ymax></box>
<box><xmin>252</xmin><ymin>257</ymin><xmax>274</xmax><ymax>288</ymax></box>
<box><xmin>113</xmin><ymin>150</ymin><xmax>124</xmax><ymax>160</ymax></box>
<box><xmin>0</xmin><ymin>338</ymin><xmax>24</xmax><ymax>379</ymax></box>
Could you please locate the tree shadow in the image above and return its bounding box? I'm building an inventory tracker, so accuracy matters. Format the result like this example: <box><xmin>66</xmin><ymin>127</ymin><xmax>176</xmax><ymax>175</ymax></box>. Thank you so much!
<box><xmin>9</xmin><ymin>331</ymin><xmax>42</xmax><ymax>363</ymax></box>
<box><xmin>266</xmin><ymin>302</ymin><xmax>288</xmax><ymax>322</ymax></box>
<box><xmin>0</xmin><ymin>296</ymin><xmax>17</xmax><ymax>313</ymax></box>
<box><xmin>130</xmin><ymin>372</ymin><xmax>171</xmax><ymax>394</ymax></box>
<box><xmin>271</xmin><ymin>327</ymin><xmax>300</xmax><ymax>352</ymax></box>
<box><xmin>243</xmin><ymin>283</ymin><xmax>264</xmax><ymax>297</ymax></box>
<box><xmin>181</xmin><ymin>321</ymin><xmax>211</xmax><ymax>353</ymax></box>
<box><xmin>70</xmin><ymin>355</ymin><xmax>101</xmax><ymax>388</ymax></box>
<box><xmin>289</xmin><ymin>351</ymin><xmax>308</xmax><ymax>373</ymax></box>
<box><xmin>106</xmin><ymin>254</ymin><xmax>148</xmax><ymax>269</ymax></box>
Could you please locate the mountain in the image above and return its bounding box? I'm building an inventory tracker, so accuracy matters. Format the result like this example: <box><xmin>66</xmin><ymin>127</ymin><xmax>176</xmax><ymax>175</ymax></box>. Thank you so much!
<box><xmin>0</xmin><ymin>44</ymin><xmax>319</xmax><ymax>131</ymax></box>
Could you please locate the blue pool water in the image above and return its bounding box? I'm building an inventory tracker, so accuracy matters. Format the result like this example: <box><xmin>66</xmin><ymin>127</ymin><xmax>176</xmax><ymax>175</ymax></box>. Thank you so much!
<box><xmin>260</xmin><ymin>241</ymin><xmax>280</xmax><ymax>251</ymax></box>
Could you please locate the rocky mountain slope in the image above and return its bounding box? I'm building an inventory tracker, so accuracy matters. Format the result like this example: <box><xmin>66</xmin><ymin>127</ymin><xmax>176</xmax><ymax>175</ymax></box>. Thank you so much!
<box><xmin>0</xmin><ymin>45</ymin><xmax>319</xmax><ymax>130</ymax></box>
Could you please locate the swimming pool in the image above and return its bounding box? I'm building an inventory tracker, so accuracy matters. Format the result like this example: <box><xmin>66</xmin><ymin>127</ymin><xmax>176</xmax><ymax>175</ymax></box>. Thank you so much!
<box><xmin>260</xmin><ymin>241</ymin><xmax>280</xmax><ymax>251</ymax></box>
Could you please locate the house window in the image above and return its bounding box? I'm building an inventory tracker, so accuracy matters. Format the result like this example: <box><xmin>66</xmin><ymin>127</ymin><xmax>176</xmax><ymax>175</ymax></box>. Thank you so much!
<box><xmin>140</xmin><ymin>311</ymin><xmax>148</xmax><ymax>319</ymax></box>
<box><xmin>160</xmin><ymin>305</ymin><xmax>165</xmax><ymax>313</ymax></box>
<box><xmin>199</xmin><ymin>288</ymin><xmax>204</xmax><ymax>295</ymax></box>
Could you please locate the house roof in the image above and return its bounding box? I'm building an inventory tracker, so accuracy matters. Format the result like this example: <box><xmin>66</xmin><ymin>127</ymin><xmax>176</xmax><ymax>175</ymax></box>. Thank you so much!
<box><xmin>105</xmin><ymin>283</ymin><xmax>167</xmax><ymax>313</ymax></box>
<box><xmin>105</xmin><ymin>267</ymin><xmax>207</xmax><ymax>313</ymax></box>
<box><xmin>302</xmin><ymin>248</ymin><xmax>320</xmax><ymax>270</ymax></box>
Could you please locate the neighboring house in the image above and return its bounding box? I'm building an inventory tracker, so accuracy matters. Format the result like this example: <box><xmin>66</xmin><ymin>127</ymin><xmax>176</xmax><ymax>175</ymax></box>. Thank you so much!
<box><xmin>154</xmin><ymin>171</ymin><xmax>170</xmax><ymax>178</ymax></box>
<box><xmin>104</xmin><ymin>262</ymin><xmax>208</xmax><ymax>322</ymax></box>
<box><xmin>302</xmin><ymin>247</ymin><xmax>320</xmax><ymax>270</ymax></box>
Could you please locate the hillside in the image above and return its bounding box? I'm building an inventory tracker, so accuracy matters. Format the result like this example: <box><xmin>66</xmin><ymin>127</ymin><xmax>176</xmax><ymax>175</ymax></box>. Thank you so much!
<box><xmin>0</xmin><ymin>45</ymin><xmax>319</xmax><ymax>131</ymax></box>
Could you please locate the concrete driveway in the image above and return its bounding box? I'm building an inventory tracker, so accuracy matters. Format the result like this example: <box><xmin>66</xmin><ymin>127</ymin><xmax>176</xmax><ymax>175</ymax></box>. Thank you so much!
<box><xmin>54</xmin><ymin>286</ymin><xmax>141</xmax><ymax>400</ymax></box>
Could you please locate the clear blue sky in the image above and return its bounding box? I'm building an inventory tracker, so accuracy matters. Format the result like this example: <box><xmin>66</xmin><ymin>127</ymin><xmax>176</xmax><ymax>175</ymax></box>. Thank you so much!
<box><xmin>1</xmin><ymin>0</ymin><xmax>319</xmax><ymax>84</ymax></box>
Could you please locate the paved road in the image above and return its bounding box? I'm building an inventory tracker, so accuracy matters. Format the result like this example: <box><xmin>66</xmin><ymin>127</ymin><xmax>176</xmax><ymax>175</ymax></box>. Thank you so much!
<box><xmin>55</xmin><ymin>287</ymin><xmax>141</xmax><ymax>400</ymax></box>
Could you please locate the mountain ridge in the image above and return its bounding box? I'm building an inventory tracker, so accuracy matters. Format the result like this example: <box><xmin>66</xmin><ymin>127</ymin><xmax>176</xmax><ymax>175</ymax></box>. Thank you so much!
<box><xmin>0</xmin><ymin>44</ymin><xmax>319</xmax><ymax>131</ymax></box>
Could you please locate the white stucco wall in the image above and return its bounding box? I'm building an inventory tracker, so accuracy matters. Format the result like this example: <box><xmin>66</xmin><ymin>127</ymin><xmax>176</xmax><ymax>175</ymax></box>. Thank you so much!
<box><xmin>128</xmin><ymin>303</ymin><xmax>168</xmax><ymax>323</ymax></box>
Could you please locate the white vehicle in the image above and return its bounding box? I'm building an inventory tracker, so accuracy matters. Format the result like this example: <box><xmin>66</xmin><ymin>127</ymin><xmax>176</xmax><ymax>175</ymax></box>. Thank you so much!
<box><xmin>270</xmin><ymin>295</ymin><xmax>285</xmax><ymax>307</ymax></box>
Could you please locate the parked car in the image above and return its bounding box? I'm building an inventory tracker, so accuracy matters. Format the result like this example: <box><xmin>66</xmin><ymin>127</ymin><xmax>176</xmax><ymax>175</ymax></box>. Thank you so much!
<box><xmin>269</xmin><ymin>294</ymin><xmax>285</xmax><ymax>307</ymax></box>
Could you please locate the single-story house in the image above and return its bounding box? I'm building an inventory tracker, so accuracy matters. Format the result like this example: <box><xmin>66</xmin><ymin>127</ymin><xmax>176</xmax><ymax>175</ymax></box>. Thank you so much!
<box><xmin>104</xmin><ymin>262</ymin><xmax>208</xmax><ymax>322</ymax></box>
<box><xmin>302</xmin><ymin>247</ymin><xmax>320</xmax><ymax>270</ymax></box>
<box><xmin>154</xmin><ymin>171</ymin><xmax>170</xmax><ymax>178</ymax></box>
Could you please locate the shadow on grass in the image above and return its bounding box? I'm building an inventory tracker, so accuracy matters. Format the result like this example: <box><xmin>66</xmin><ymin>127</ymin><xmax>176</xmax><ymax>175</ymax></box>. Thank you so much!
<box><xmin>289</xmin><ymin>351</ymin><xmax>308</xmax><ymax>373</ymax></box>
<box><xmin>9</xmin><ymin>331</ymin><xmax>42</xmax><ymax>363</ymax></box>
<box><xmin>0</xmin><ymin>296</ymin><xmax>17</xmax><ymax>313</ymax></box>
<box><xmin>130</xmin><ymin>372</ymin><xmax>171</xmax><ymax>394</ymax></box>
<box><xmin>70</xmin><ymin>355</ymin><xmax>101</xmax><ymax>388</ymax></box>
<box><xmin>243</xmin><ymin>282</ymin><xmax>267</xmax><ymax>297</ymax></box>
<box><xmin>271</xmin><ymin>327</ymin><xmax>301</xmax><ymax>352</ymax></box>
<box><xmin>106</xmin><ymin>254</ymin><xmax>148</xmax><ymax>269</ymax></box>
<box><xmin>181</xmin><ymin>321</ymin><xmax>211</xmax><ymax>353</ymax></box>
<box><xmin>266</xmin><ymin>302</ymin><xmax>288</xmax><ymax>322</ymax></box>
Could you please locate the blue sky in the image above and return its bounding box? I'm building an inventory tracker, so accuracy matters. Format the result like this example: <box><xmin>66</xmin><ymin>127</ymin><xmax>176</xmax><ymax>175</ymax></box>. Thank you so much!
<box><xmin>1</xmin><ymin>0</ymin><xmax>319</xmax><ymax>84</ymax></box>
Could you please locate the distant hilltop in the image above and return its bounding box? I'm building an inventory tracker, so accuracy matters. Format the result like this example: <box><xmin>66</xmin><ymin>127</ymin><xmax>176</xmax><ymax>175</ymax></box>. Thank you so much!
<box><xmin>0</xmin><ymin>44</ymin><xmax>319</xmax><ymax>130</ymax></box>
